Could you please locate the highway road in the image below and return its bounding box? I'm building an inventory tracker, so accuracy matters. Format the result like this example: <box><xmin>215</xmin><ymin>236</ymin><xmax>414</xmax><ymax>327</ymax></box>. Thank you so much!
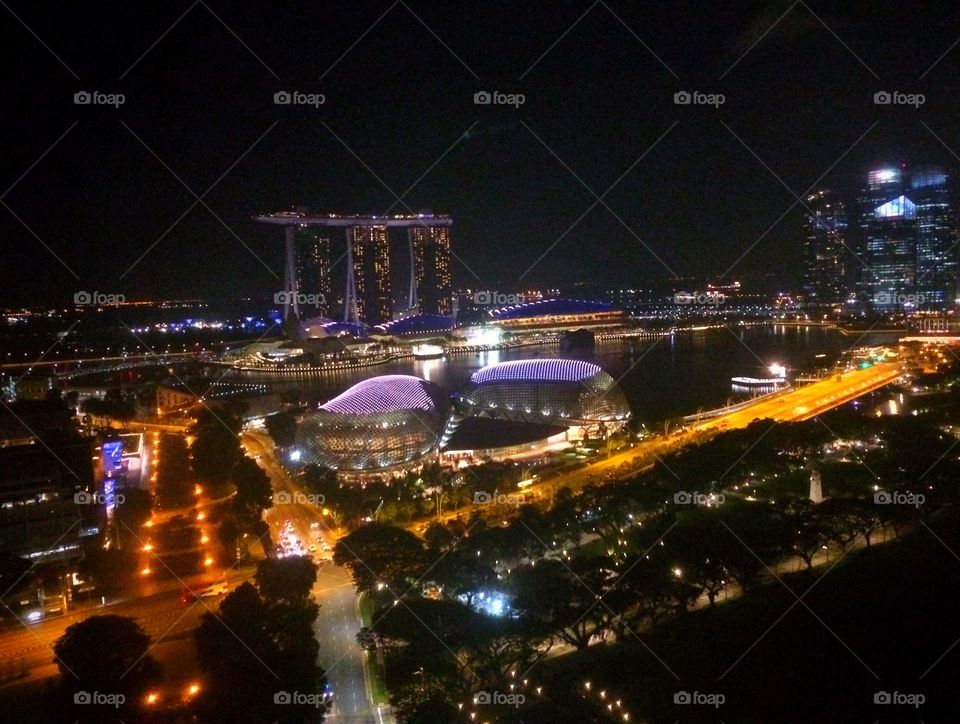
<box><xmin>421</xmin><ymin>361</ymin><xmax>905</xmax><ymax>527</ymax></box>
<box><xmin>243</xmin><ymin>431</ymin><xmax>393</xmax><ymax>724</ymax></box>
<box><xmin>690</xmin><ymin>361</ymin><xmax>903</xmax><ymax>427</ymax></box>
<box><xmin>0</xmin><ymin>567</ymin><xmax>248</xmax><ymax>688</ymax></box>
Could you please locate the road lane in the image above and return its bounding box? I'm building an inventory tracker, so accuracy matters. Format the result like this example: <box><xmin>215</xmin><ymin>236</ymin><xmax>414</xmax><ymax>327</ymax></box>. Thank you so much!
<box><xmin>245</xmin><ymin>431</ymin><xmax>391</xmax><ymax>723</ymax></box>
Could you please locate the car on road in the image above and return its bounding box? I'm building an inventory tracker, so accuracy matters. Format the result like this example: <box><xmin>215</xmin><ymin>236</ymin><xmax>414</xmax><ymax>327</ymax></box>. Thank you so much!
<box><xmin>180</xmin><ymin>582</ymin><xmax>229</xmax><ymax>604</ymax></box>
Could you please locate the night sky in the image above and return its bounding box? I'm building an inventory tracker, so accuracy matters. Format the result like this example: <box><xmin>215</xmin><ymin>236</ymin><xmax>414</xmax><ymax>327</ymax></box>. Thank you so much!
<box><xmin>3</xmin><ymin>0</ymin><xmax>960</xmax><ymax>306</ymax></box>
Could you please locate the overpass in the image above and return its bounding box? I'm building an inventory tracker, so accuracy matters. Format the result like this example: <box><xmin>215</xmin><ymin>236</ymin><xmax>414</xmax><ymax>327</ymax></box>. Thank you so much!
<box><xmin>1</xmin><ymin>352</ymin><xmax>196</xmax><ymax>374</ymax></box>
<box><xmin>690</xmin><ymin>361</ymin><xmax>903</xmax><ymax>429</ymax></box>
<box><xmin>57</xmin><ymin>355</ymin><xmax>193</xmax><ymax>380</ymax></box>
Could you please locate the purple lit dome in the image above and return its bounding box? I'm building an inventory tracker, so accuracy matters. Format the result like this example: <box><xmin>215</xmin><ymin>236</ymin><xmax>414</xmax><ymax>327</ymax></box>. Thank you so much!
<box><xmin>297</xmin><ymin>375</ymin><xmax>448</xmax><ymax>471</ymax></box>
<box><xmin>460</xmin><ymin>358</ymin><xmax>631</xmax><ymax>424</ymax></box>
<box><xmin>469</xmin><ymin>359</ymin><xmax>602</xmax><ymax>385</ymax></box>
<box><xmin>321</xmin><ymin>375</ymin><xmax>438</xmax><ymax>415</ymax></box>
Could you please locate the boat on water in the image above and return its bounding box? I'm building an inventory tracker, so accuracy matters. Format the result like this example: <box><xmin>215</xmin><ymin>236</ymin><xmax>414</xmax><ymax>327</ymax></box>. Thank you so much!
<box><xmin>731</xmin><ymin>376</ymin><xmax>789</xmax><ymax>388</ymax></box>
<box><xmin>731</xmin><ymin>363</ymin><xmax>788</xmax><ymax>390</ymax></box>
<box><xmin>412</xmin><ymin>344</ymin><xmax>445</xmax><ymax>360</ymax></box>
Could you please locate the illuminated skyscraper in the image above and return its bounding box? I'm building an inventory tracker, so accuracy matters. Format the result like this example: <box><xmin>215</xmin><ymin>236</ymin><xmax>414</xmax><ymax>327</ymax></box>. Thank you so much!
<box><xmin>858</xmin><ymin>166</ymin><xmax>957</xmax><ymax>310</ymax></box>
<box><xmin>347</xmin><ymin>225</ymin><xmax>391</xmax><ymax>324</ymax></box>
<box><xmin>912</xmin><ymin>167</ymin><xmax>957</xmax><ymax>307</ymax></box>
<box><xmin>858</xmin><ymin>167</ymin><xmax>915</xmax><ymax>310</ymax></box>
<box><xmin>294</xmin><ymin>226</ymin><xmax>331</xmax><ymax>318</ymax></box>
<box><xmin>257</xmin><ymin>212</ymin><xmax>452</xmax><ymax>325</ymax></box>
<box><xmin>408</xmin><ymin>225</ymin><xmax>452</xmax><ymax>314</ymax></box>
<box><xmin>802</xmin><ymin>190</ymin><xmax>847</xmax><ymax>306</ymax></box>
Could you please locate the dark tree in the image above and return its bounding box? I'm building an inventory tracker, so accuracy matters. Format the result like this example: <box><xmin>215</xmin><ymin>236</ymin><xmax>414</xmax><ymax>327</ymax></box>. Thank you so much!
<box><xmin>195</xmin><ymin>580</ymin><xmax>326</xmax><ymax>721</ymax></box>
<box><xmin>511</xmin><ymin>557</ymin><xmax>615</xmax><ymax>650</ymax></box>
<box><xmin>217</xmin><ymin>515</ymin><xmax>241</xmax><ymax>560</ymax></box>
<box><xmin>190</xmin><ymin>407</ymin><xmax>244</xmax><ymax>488</ymax></box>
<box><xmin>53</xmin><ymin>615</ymin><xmax>159</xmax><ymax>689</ymax></box>
<box><xmin>155</xmin><ymin>433</ymin><xmax>193</xmax><ymax>508</ymax></box>
<box><xmin>333</xmin><ymin>523</ymin><xmax>428</xmax><ymax>594</ymax></box>
<box><xmin>114</xmin><ymin>486</ymin><xmax>153</xmax><ymax>537</ymax></box>
<box><xmin>195</xmin><ymin>583</ymin><xmax>283</xmax><ymax>718</ymax></box>
<box><xmin>255</xmin><ymin>556</ymin><xmax>318</xmax><ymax>605</ymax></box>
<box><xmin>78</xmin><ymin>547</ymin><xmax>139</xmax><ymax>597</ymax></box>
<box><xmin>432</xmin><ymin>550</ymin><xmax>496</xmax><ymax>607</ymax></box>
<box><xmin>264</xmin><ymin>411</ymin><xmax>298</xmax><ymax>448</ymax></box>
<box><xmin>154</xmin><ymin>516</ymin><xmax>201</xmax><ymax>551</ymax></box>
<box><xmin>232</xmin><ymin>456</ymin><xmax>273</xmax><ymax>529</ymax></box>
<box><xmin>781</xmin><ymin>498</ymin><xmax>834</xmax><ymax>569</ymax></box>
<box><xmin>424</xmin><ymin>521</ymin><xmax>456</xmax><ymax>552</ymax></box>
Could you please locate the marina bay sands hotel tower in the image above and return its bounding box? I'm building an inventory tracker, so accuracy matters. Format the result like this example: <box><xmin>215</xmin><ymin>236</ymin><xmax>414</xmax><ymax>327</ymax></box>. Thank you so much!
<box><xmin>255</xmin><ymin>211</ymin><xmax>453</xmax><ymax>325</ymax></box>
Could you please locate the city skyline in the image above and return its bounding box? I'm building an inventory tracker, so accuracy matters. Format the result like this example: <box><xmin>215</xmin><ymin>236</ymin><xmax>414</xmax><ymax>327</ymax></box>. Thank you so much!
<box><xmin>259</xmin><ymin>211</ymin><xmax>454</xmax><ymax>325</ymax></box>
<box><xmin>5</xmin><ymin>4</ymin><xmax>960</xmax><ymax>722</ymax></box>
<box><xmin>802</xmin><ymin>163</ymin><xmax>959</xmax><ymax>312</ymax></box>
<box><xmin>3</xmin><ymin>3</ymin><xmax>960</xmax><ymax>306</ymax></box>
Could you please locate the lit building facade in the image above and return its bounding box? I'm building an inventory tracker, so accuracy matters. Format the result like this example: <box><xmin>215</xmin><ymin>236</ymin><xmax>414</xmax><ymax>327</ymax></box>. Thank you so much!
<box><xmin>913</xmin><ymin>167</ymin><xmax>957</xmax><ymax>308</ymax></box>
<box><xmin>293</xmin><ymin>226</ymin><xmax>332</xmax><ymax>318</ymax></box>
<box><xmin>256</xmin><ymin>212</ymin><xmax>455</xmax><ymax>327</ymax></box>
<box><xmin>409</xmin><ymin>225</ymin><xmax>452</xmax><ymax>314</ymax></box>
<box><xmin>348</xmin><ymin>225</ymin><xmax>391</xmax><ymax>325</ymax></box>
<box><xmin>858</xmin><ymin>166</ymin><xmax>957</xmax><ymax>310</ymax></box>
<box><xmin>802</xmin><ymin>190</ymin><xmax>847</xmax><ymax>306</ymax></box>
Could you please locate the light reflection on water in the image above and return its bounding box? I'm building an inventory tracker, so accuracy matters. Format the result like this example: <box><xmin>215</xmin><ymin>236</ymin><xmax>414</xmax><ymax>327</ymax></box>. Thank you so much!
<box><xmin>232</xmin><ymin>327</ymin><xmax>900</xmax><ymax>426</ymax></box>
